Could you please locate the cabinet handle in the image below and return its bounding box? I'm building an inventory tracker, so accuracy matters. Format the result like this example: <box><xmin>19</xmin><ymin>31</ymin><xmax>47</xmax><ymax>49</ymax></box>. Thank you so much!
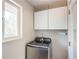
<box><xmin>69</xmin><ymin>42</ymin><xmax>71</xmax><ymax>46</ymax></box>
<box><xmin>68</xmin><ymin>9</ymin><xmax>70</xmax><ymax>15</ymax></box>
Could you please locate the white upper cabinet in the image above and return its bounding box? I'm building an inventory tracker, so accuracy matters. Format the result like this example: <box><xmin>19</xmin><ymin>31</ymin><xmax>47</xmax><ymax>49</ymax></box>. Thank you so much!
<box><xmin>34</xmin><ymin>10</ymin><xmax>48</xmax><ymax>29</ymax></box>
<box><xmin>68</xmin><ymin>0</ymin><xmax>77</xmax><ymax>6</ymax></box>
<box><xmin>34</xmin><ymin>6</ymin><xmax>67</xmax><ymax>30</ymax></box>
<box><xmin>49</xmin><ymin>7</ymin><xmax>67</xmax><ymax>29</ymax></box>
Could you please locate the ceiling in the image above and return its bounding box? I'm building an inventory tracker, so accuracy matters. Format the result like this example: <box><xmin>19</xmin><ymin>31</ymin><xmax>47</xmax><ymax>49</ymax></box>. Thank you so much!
<box><xmin>27</xmin><ymin>0</ymin><xmax>67</xmax><ymax>11</ymax></box>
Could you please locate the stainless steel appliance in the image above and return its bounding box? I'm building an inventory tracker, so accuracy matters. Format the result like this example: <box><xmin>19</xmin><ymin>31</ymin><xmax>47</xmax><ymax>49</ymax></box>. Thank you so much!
<box><xmin>26</xmin><ymin>37</ymin><xmax>52</xmax><ymax>59</ymax></box>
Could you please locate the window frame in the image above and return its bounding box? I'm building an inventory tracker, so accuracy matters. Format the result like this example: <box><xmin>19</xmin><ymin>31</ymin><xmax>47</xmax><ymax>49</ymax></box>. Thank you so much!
<box><xmin>2</xmin><ymin>0</ymin><xmax>23</xmax><ymax>43</ymax></box>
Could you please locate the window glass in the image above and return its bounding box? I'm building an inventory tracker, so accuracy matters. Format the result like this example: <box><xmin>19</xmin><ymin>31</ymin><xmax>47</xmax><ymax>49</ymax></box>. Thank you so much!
<box><xmin>4</xmin><ymin>2</ymin><xmax>18</xmax><ymax>38</ymax></box>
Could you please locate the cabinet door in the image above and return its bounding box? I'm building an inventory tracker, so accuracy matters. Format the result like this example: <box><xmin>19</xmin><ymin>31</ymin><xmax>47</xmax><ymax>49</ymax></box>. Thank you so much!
<box><xmin>34</xmin><ymin>10</ymin><xmax>48</xmax><ymax>29</ymax></box>
<box><xmin>68</xmin><ymin>3</ymin><xmax>77</xmax><ymax>59</ymax></box>
<box><xmin>49</xmin><ymin>7</ymin><xmax>67</xmax><ymax>29</ymax></box>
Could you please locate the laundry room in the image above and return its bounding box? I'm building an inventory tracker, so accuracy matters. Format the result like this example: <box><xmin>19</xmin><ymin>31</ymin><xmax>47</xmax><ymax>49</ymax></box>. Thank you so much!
<box><xmin>2</xmin><ymin>0</ymin><xmax>77</xmax><ymax>59</ymax></box>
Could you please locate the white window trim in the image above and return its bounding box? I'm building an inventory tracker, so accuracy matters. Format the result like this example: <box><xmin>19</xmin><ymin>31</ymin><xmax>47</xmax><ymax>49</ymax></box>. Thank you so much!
<box><xmin>2</xmin><ymin>0</ymin><xmax>23</xmax><ymax>43</ymax></box>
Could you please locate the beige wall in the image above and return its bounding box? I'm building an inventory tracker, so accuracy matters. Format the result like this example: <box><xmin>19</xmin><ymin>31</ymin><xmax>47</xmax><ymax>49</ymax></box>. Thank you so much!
<box><xmin>34</xmin><ymin>0</ymin><xmax>67</xmax><ymax>11</ymax></box>
<box><xmin>2</xmin><ymin>0</ymin><xmax>34</xmax><ymax>59</ymax></box>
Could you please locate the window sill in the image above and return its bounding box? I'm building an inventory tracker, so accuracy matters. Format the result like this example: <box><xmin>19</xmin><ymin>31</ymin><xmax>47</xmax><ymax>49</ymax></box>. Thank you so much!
<box><xmin>2</xmin><ymin>37</ymin><xmax>22</xmax><ymax>43</ymax></box>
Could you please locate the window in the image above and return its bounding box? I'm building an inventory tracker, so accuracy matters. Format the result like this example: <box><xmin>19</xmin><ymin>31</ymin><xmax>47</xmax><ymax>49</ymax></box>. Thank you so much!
<box><xmin>3</xmin><ymin>0</ymin><xmax>22</xmax><ymax>42</ymax></box>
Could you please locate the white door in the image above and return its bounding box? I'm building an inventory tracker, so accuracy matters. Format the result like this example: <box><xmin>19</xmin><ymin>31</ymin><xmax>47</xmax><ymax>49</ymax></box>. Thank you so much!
<box><xmin>34</xmin><ymin>10</ymin><xmax>48</xmax><ymax>29</ymax></box>
<box><xmin>68</xmin><ymin>2</ymin><xmax>77</xmax><ymax>59</ymax></box>
<box><xmin>49</xmin><ymin>7</ymin><xmax>67</xmax><ymax>29</ymax></box>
